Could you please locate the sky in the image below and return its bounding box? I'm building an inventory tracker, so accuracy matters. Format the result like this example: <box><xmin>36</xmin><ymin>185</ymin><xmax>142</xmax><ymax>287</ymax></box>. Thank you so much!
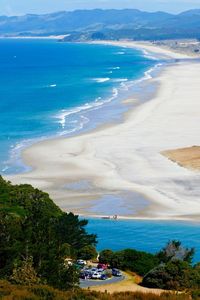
<box><xmin>0</xmin><ymin>0</ymin><xmax>200</xmax><ymax>16</ymax></box>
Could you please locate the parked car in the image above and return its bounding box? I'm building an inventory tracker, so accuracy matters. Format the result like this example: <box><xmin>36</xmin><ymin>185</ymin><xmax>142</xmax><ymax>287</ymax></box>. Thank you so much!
<box><xmin>112</xmin><ymin>268</ymin><xmax>122</xmax><ymax>277</ymax></box>
<box><xmin>97</xmin><ymin>263</ymin><xmax>107</xmax><ymax>270</ymax></box>
<box><xmin>80</xmin><ymin>271</ymin><xmax>92</xmax><ymax>279</ymax></box>
<box><xmin>100</xmin><ymin>274</ymin><xmax>108</xmax><ymax>280</ymax></box>
<box><xmin>91</xmin><ymin>267</ymin><xmax>98</xmax><ymax>273</ymax></box>
<box><xmin>80</xmin><ymin>272</ymin><xmax>86</xmax><ymax>279</ymax></box>
<box><xmin>97</xmin><ymin>268</ymin><xmax>104</xmax><ymax>273</ymax></box>
<box><xmin>92</xmin><ymin>272</ymin><xmax>101</xmax><ymax>279</ymax></box>
<box><xmin>77</xmin><ymin>259</ymin><xmax>86</xmax><ymax>266</ymax></box>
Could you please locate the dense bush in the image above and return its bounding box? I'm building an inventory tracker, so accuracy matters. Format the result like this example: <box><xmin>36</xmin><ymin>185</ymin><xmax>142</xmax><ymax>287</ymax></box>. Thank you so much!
<box><xmin>157</xmin><ymin>240</ymin><xmax>195</xmax><ymax>264</ymax></box>
<box><xmin>142</xmin><ymin>260</ymin><xmax>200</xmax><ymax>290</ymax></box>
<box><xmin>0</xmin><ymin>176</ymin><xmax>97</xmax><ymax>289</ymax></box>
<box><xmin>99</xmin><ymin>248</ymin><xmax>159</xmax><ymax>276</ymax></box>
<box><xmin>77</xmin><ymin>245</ymin><xmax>98</xmax><ymax>260</ymax></box>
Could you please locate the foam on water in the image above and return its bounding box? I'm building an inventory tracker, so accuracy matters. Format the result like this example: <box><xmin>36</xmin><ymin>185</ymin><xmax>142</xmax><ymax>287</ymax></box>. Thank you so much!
<box><xmin>115</xmin><ymin>51</ymin><xmax>125</xmax><ymax>55</ymax></box>
<box><xmin>0</xmin><ymin>39</ymin><xmax>158</xmax><ymax>174</ymax></box>
<box><xmin>93</xmin><ymin>77</ymin><xmax>110</xmax><ymax>83</ymax></box>
<box><xmin>55</xmin><ymin>88</ymin><xmax>119</xmax><ymax>129</ymax></box>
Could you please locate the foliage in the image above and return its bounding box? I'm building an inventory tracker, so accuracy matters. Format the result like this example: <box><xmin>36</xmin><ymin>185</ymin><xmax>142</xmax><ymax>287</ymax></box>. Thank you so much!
<box><xmin>157</xmin><ymin>240</ymin><xmax>195</xmax><ymax>264</ymax></box>
<box><xmin>0</xmin><ymin>280</ymin><xmax>191</xmax><ymax>300</ymax></box>
<box><xmin>99</xmin><ymin>249</ymin><xmax>114</xmax><ymax>264</ymax></box>
<box><xmin>9</xmin><ymin>257</ymin><xmax>40</xmax><ymax>286</ymax></box>
<box><xmin>77</xmin><ymin>245</ymin><xmax>98</xmax><ymax>260</ymax></box>
<box><xmin>192</xmin><ymin>290</ymin><xmax>200</xmax><ymax>300</ymax></box>
<box><xmin>0</xmin><ymin>176</ymin><xmax>96</xmax><ymax>289</ymax></box>
<box><xmin>142</xmin><ymin>260</ymin><xmax>200</xmax><ymax>290</ymax></box>
<box><xmin>99</xmin><ymin>248</ymin><xmax>159</xmax><ymax>276</ymax></box>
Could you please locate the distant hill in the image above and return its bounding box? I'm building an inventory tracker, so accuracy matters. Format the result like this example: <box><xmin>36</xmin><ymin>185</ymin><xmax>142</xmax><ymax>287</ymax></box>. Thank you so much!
<box><xmin>0</xmin><ymin>9</ymin><xmax>200</xmax><ymax>40</ymax></box>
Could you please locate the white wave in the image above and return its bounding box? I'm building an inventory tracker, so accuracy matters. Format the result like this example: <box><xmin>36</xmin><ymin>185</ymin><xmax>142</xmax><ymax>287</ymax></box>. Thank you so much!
<box><xmin>114</xmin><ymin>63</ymin><xmax>163</xmax><ymax>93</ymax></box>
<box><xmin>50</xmin><ymin>84</ymin><xmax>57</xmax><ymax>88</ymax></box>
<box><xmin>113</xmin><ymin>78</ymin><xmax>128</xmax><ymax>83</ymax></box>
<box><xmin>57</xmin><ymin>115</ymin><xmax>89</xmax><ymax>136</ymax></box>
<box><xmin>7</xmin><ymin>137</ymin><xmax>46</xmax><ymax>170</ymax></box>
<box><xmin>56</xmin><ymin>88</ymin><xmax>119</xmax><ymax>128</ymax></box>
<box><xmin>6</xmin><ymin>62</ymin><xmax>163</xmax><ymax>173</ymax></box>
<box><xmin>142</xmin><ymin>49</ymin><xmax>159</xmax><ymax>61</ymax></box>
<box><xmin>124</xmin><ymin>63</ymin><xmax>162</xmax><ymax>87</ymax></box>
<box><xmin>115</xmin><ymin>51</ymin><xmax>125</xmax><ymax>55</ymax></box>
<box><xmin>2</xmin><ymin>166</ymin><xmax>9</xmax><ymax>172</ymax></box>
<box><xmin>93</xmin><ymin>77</ymin><xmax>110</xmax><ymax>83</ymax></box>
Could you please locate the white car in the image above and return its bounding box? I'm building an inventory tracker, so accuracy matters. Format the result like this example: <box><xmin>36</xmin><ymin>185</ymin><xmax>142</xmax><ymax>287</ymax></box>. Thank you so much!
<box><xmin>91</xmin><ymin>267</ymin><xmax>98</xmax><ymax>273</ymax></box>
<box><xmin>92</xmin><ymin>272</ymin><xmax>101</xmax><ymax>279</ymax></box>
<box><xmin>77</xmin><ymin>259</ymin><xmax>86</xmax><ymax>265</ymax></box>
<box><xmin>97</xmin><ymin>268</ymin><xmax>104</xmax><ymax>273</ymax></box>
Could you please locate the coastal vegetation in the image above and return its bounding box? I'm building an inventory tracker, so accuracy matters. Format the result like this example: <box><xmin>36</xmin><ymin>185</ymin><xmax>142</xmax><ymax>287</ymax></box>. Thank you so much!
<box><xmin>1</xmin><ymin>176</ymin><xmax>200</xmax><ymax>299</ymax></box>
<box><xmin>99</xmin><ymin>249</ymin><xmax>159</xmax><ymax>276</ymax></box>
<box><xmin>0</xmin><ymin>280</ymin><xmax>192</xmax><ymax>300</ymax></box>
<box><xmin>0</xmin><ymin>176</ymin><xmax>96</xmax><ymax>289</ymax></box>
<box><xmin>99</xmin><ymin>241</ymin><xmax>200</xmax><ymax>291</ymax></box>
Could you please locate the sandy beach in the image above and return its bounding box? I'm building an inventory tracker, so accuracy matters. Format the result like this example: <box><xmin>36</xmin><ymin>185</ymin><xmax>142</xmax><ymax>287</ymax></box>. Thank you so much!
<box><xmin>6</xmin><ymin>41</ymin><xmax>200</xmax><ymax>221</ymax></box>
<box><xmin>0</xmin><ymin>35</ymin><xmax>69</xmax><ymax>39</ymax></box>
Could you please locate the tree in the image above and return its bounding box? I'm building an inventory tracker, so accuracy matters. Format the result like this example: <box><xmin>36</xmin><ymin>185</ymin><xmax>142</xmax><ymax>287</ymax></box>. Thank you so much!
<box><xmin>99</xmin><ymin>249</ymin><xmax>114</xmax><ymax>264</ymax></box>
<box><xmin>78</xmin><ymin>245</ymin><xmax>97</xmax><ymax>261</ymax></box>
<box><xmin>0</xmin><ymin>176</ymin><xmax>97</xmax><ymax>290</ymax></box>
<box><xmin>56</xmin><ymin>213</ymin><xmax>97</xmax><ymax>251</ymax></box>
<box><xmin>121</xmin><ymin>249</ymin><xmax>159</xmax><ymax>276</ymax></box>
<box><xmin>62</xmin><ymin>265</ymin><xmax>80</xmax><ymax>291</ymax></box>
<box><xmin>142</xmin><ymin>260</ymin><xmax>200</xmax><ymax>290</ymax></box>
<box><xmin>9</xmin><ymin>257</ymin><xmax>40</xmax><ymax>286</ymax></box>
<box><xmin>157</xmin><ymin>240</ymin><xmax>195</xmax><ymax>264</ymax></box>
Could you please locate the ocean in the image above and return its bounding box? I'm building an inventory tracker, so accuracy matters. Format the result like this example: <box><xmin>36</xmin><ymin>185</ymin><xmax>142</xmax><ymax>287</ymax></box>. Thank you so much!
<box><xmin>1</xmin><ymin>39</ymin><xmax>199</xmax><ymax>262</ymax></box>
<box><xmin>86</xmin><ymin>218</ymin><xmax>200</xmax><ymax>263</ymax></box>
<box><xmin>0</xmin><ymin>38</ymin><xmax>156</xmax><ymax>174</ymax></box>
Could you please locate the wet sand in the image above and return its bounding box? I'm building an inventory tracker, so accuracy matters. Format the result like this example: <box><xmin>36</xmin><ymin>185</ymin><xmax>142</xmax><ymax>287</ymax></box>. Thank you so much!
<box><xmin>6</xmin><ymin>43</ymin><xmax>200</xmax><ymax>221</ymax></box>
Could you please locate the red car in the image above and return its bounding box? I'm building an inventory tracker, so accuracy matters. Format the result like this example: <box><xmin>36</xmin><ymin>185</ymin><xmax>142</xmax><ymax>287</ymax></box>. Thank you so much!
<box><xmin>97</xmin><ymin>263</ymin><xmax>107</xmax><ymax>270</ymax></box>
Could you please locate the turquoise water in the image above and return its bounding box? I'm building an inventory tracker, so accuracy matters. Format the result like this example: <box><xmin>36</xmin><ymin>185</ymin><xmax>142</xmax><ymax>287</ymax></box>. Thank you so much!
<box><xmin>0</xmin><ymin>38</ymin><xmax>156</xmax><ymax>174</ymax></box>
<box><xmin>1</xmin><ymin>39</ymin><xmax>199</xmax><ymax>262</ymax></box>
<box><xmin>86</xmin><ymin>218</ymin><xmax>200</xmax><ymax>263</ymax></box>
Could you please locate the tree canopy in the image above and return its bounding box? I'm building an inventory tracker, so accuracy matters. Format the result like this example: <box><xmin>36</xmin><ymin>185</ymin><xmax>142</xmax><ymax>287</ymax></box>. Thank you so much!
<box><xmin>0</xmin><ymin>176</ymin><xmax>97</xmax><ymax>289</ymax></box>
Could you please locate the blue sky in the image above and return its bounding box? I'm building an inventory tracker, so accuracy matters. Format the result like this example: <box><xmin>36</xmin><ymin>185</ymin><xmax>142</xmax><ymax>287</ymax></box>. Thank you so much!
<box><xmin>0</xmin><ymin>0</ymin><xmax>200</xmax><ymax>16</ymax></box>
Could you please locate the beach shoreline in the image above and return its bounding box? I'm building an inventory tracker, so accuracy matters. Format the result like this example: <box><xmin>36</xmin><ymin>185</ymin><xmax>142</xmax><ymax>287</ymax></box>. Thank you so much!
<box><xmin>0</xmin><ymin>34</ymin><xmax>68</xmax><ymax>39</ymax></box>
<box><xmin>6</xmin><ymin>41</ymin><xmax>200</xmax><ymax>221</ymax></box>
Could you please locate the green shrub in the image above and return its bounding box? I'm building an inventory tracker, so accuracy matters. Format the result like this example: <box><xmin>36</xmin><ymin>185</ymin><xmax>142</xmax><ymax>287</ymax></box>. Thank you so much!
<box><xmin>142</xmin><ymin>260</ymin><xmax>200</xmax><ymax>290</ymax></box>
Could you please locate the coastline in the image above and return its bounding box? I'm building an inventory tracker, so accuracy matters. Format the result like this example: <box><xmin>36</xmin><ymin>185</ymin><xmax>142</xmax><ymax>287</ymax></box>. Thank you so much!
<box><xmin>0</xmin><ymin>34</ymin><xmax>68</xmax><ymax>39</ymax></box>
<box><xmin>6</xmin><ymin>41</ymin><xmax>200</xmax><ymax>221</ymax></box>
<box><xmin>89</xmin><ymin>40</ymin><xmax>195</xmax><ymax>60</ymax></box>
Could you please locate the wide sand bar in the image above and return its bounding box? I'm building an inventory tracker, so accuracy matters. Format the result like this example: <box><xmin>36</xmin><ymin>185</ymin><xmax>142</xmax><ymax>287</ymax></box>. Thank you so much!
<box><xmin>7</xmin><ymin>42</ymin><xmax>200</xmax><ymax>220</ymax></box>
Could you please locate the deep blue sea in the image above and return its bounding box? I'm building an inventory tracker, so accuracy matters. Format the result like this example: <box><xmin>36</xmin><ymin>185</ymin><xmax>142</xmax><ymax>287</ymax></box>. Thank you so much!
<box><xmin>0</xmin><ymin>38</ymin><xmax>156</xmax><ymax>174</ymax></box>
<box><xmin>0</xmin><ymin>39</ymin><xmax>199</xmax><ymax>262</ymax></box>
<box><xmin>86</xmin><ymin>218</ymin><xmax>200</xmax><ymax>263</ymax></box>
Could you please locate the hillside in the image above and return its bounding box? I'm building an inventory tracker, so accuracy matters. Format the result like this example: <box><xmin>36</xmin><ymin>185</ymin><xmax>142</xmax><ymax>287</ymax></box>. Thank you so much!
<box><xmin>0</xmin><ymin>9</ymin><xmax>200</xmax><ymax>40</ymax></box>
<box><xmin>0</xmin><ymin>176</ymin><xmax>97</xmax><ymax>289</ymax></box>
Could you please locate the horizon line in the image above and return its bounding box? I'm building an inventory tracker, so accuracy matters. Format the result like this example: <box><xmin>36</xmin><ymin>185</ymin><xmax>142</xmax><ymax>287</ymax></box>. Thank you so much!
<box><xmin>1</xmin><ymin>7</ymin><xmax>199</xmax><ymax>18</ymax></box>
